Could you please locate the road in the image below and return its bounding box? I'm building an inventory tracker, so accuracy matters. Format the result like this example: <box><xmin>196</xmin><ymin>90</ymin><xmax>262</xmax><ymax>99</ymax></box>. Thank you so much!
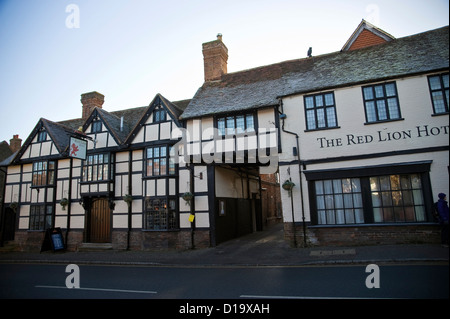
<box><xmin>0</xmin><ymin>263</ymin><xmax>447</xmax><ymax>301</ymax></box>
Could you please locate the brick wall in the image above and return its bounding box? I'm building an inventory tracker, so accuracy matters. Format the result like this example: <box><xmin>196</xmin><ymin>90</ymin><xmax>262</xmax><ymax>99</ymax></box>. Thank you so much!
<box><xmin>284</xmin><ymin>222</ymin><xmax>441</xmax><ymax>247</ymax></box>
<box><xmin>348</xmin><ymin>29</ymin><xmax>388</xmax><ymax>51</ymax></box>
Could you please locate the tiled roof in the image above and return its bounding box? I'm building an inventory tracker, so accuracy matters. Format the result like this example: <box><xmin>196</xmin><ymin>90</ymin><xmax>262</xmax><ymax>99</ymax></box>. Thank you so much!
<box><xmin>180</xmin><ymin>26</ymin><xmax>449</xmax><ymax>119</ymax></box>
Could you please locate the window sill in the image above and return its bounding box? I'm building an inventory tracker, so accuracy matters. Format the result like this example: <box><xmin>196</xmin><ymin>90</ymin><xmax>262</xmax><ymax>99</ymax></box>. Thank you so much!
<box><xmin>431</xmin><ymin>112</ymin><xmax>449</xmax><ymax>117</ymax></box>
<box><xmin>141</xmin><ymin>229</ymin><xmax>180</xmax><ymax>232</ymax></box>
<box><xmin>80</xmin><ymin>180</ymin><xmax>113</xmax><ymax>185</ymax></box>
<box><xmin>308</xmin><ymin>221</ymin><xmax>438</xmax><ymax>228</ymax></box>
<box><xmin>364</xmin><ymin>118</ymin><xmax>404</xmax><ymax>125</ymax></box>
<box><xmin>304</xmin><ymin>126</ymin><xmax>341</xmax><ymax>133</ymax></box>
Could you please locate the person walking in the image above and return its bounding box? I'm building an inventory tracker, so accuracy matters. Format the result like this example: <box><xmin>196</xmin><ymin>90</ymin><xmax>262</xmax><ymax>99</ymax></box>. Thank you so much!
<box><xmin>437</xmin><ymin>193</ymin><xmax>449</xmax><ymax>247</ymax></box>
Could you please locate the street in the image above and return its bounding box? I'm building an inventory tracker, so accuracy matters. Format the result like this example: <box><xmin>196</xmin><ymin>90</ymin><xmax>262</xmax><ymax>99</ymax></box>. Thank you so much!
<box><xmin>0</xmin><ymin>263</ymin><xmax>448</xmax><ymax>300</ymax></box>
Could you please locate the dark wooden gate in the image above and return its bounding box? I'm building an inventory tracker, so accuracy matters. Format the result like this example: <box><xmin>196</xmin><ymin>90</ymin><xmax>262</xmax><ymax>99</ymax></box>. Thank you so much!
<box><xmin>2</xmin><ymin>207</ymin><xmax>15</xmax><ymax>242</ymax></box>
<box><xmin>89</xmin><ymin>198</ymin><xmax>111</xmax><ymax>243</ymax></box>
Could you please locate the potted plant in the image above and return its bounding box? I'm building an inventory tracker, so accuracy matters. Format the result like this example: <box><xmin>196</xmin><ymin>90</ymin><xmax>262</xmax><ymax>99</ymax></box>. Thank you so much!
<box><xmin>10</xmin><ymin>201</ymin><xmax>18</xmax><ymax>213</ymax></box>
<box><xmin>282</xmin><ymin>180</ymin><xmax>295</xmax><ymax>191</ymax></box>
<box><xmin>124</xmin><ymin>194</ymin><xmax>133</xmax><ymax>206</ymax></box>
<box><xmin>60</xmin><ymin>198</ymin><xmax>69</xmax><ymax>210</ymax></box>
<box><xmin>182</xmin><ymin>192</ymin><xmax>193</xmax><ymax>204</ymax></box>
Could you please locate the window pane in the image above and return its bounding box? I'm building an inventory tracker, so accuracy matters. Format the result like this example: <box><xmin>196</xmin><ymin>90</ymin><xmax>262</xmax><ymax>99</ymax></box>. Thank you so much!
<box><xmin>306</xmin><ymin>110</ymin><xmax>316</xmax><ymax>129</ymax></box>
<box><xmin>324</xmin><ymin>93</ymin><xmax>334</xmax><ymax>106</ymax></box>
<box><xmin>147</xmin><ymin>160</ymin><xmax>153</xmax><ymax>176</ymax></box>
<box><xmin>315</xmin><ymin>181</ymin><xmax>324</xmax><ymax>194</ymax></box>
<box><xmin>390</xmin><ymin>175</ymin><xmax>400</xmax><ymax>190</ymax></box>
<box><xmin>315</xmin><ymin>95</ymin><xmax>323</xmax><ymax>107</ymax></box>
<box><xmin>217</xmin><ymin>118</ymin><xmax>225</xmax><ymax>135</ymax></box>
<box><xmin>415</xmin><ymin>206</ymin><xmax>426</xmax><ymax>222</ymax></box>
<box><xmin>363</xmin><ymin>87</ymin><xmax>373</xmax><ymax>99</ymax></box>
<box><xmin>160</xmin><ymin>158</ymin><xmax>167</xmax><ymax>175</ymax></box>
<box><xmin>365</xmin><ymin>101</ymin><xmax>376</xmax><ymax>122</ymax></box>
<box><xmin>226</xmin><ymin>117</ymin><xmax>235</xmax><ymax>135</ymax></box>
<box><xmin>336</xmin><ymin>210</ymin><xmax>345</xmax><ymax>224</ymax></box>
<box><xmin>316</xmin><ymin>195</ymin><xmax>325</xmax><ymax>210</ymax></box>
<box><xmin>351</xmin><ymin>178</ymin><xmax>361</xmax><ymax>192</ymax></box>
<box><xmin>385</xmin><ymin>83</ymin><xmax>396</xmax><ymax>96</ymax></box>
<box><xmin>374</xmin><ymin>85</ymin><xmax>384</xmax><ymax>98</ymax></box>
<box><xmin>370</xmin><ymin>177</ymin><xmax>379</xmax><ymax>191</ymax></box>
<box><xmin>305</xmin><ymin>96</ymin><xmax>314</xmax><ymax>109</ymax></box>
<box><xmin>380</xmin><ymin>176</ymin><xmax>390</xmax><ymax>191</ymax></box>
<box><xmin>324</xmin><ymin>180</ymin><xmax>333</xmax><ymax>194</ymax></box>
<box><xmin>355</xmin><ymin>209</ymin><xmax>364</xmax><ymax>223</ymax></box>
<box><xmin>236</xmin><ymin>115</ymin><xmax>245</xmax><ymax>134</ymax></box>
<box><xmin>376</xmin><ymin>100</ymin><xmax>387</xmax><ymax>120</ymax></box>
<box><xmin>246</xmin><ymin>114</ymin><xmax>255</xmax><ymax>132</ymax></box>
<box><xmin>387</xmin><ymin>98</ymin><xmax>400</xmax><ymax>118</ymax></box>
<box><xmin>410</xmin><ymin>174</ymin><xmax>421</xmax><ymax>188</ymax></box>
<box><xmin>160</xmin><ymin>146</ymin><xmax>166</xmax><ymax>157</ymax></box>
<box><xmin>443</xmin><ymin>74</ymin><xmax>449</xmax><ymax>88</ymax></box>
<box><xmin>342</xmin><ymin>178</ymin><xmax>352</xmax><ymax>193</ymax></box>
<box><xmin>429</xmin><ymin>76</ymin><xmax>441</xmax><ymax>90</ymax></box>
<box><xmin>372</xmin><ymin>192</ymin><xmax>381</xmax><ymax>206</ymax></box>
<box><xmin>432</xmin><ymin>91</ymin><xmax>446</xmax><ymax>113</ymax></box>
<box><xmin>317</xmin><ymin>108</ymin><xmax>326</xmax><ymax>128</ymax></box>
<box><xmin>153</xmin><ymin>159</ymin><xmax>160</xmax><ymax>175</ymax></box>
<box><xmin>326</xmin><ymin>107</ymin><xmax>337</xmax><ymax>126</ymax></box>
<box><xmin>334</xmin><ymin>194</ymin><xmax>344</xmax><ymax>208</ymax></box>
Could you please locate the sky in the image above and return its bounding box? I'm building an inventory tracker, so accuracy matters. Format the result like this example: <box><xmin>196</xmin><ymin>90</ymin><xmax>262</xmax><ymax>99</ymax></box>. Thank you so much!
<box><xmin>0</xmin><ymin>0</ymin><xmax>448</xmax><ymax>144</ymax></box>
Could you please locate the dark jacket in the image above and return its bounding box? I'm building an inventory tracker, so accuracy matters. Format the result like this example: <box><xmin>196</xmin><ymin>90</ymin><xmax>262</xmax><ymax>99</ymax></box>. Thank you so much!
<box><xmin>437</xmin><ymin>198</ymin><xmax>449</xmax><ymax>223</ymax></box>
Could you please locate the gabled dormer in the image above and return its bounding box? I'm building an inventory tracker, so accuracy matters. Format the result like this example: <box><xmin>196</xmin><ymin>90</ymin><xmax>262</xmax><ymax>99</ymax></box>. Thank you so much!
<box><xmin>14</xmin><ymin>118</ymin><xmax>76</xmax><ymax>163</ymax></box>
<box><xmin>125</xmin><ymin>93</ymin><xmax>189</xmax><ymax>147</ymax></box>
<box><xmin>341</xmin><ymin>19</ymin><xmax>395</xmax><ymax>51</ymax></box>
<box><xmin>82</xmin><ymin>107</ymin><xmax>128</xmax><ymax>151</ymax></box>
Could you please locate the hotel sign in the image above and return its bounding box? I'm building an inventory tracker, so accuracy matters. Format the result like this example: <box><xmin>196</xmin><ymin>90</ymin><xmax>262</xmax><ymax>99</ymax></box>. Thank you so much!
<box><xmin>316</xmin><ymin>124</ymin><xmax>449</xmax><ymax>149</ymax></box>
<box><xmin>69</xmin><ymin>137</ymin><xmax>87</xmax><ymax>160</ymax></box>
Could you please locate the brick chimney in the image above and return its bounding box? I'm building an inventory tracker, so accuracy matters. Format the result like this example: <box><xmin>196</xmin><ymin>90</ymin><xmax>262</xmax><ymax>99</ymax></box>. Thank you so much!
<box><xmin>202</xmin><ymin>34</ymin><xmax>228</xmax><ymax>81</ymax></box>
<box><xmin>9</xmin><ymin>134</ymin><xmax>22</xmax><ymax>153</ymax></box>
<box><xmin>81</xmin><ymin>91</ymin><xmax>104</xmax><ymax>120</ymax></box>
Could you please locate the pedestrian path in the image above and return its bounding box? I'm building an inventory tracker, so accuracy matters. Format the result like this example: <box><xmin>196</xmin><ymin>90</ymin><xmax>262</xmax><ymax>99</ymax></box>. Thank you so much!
<box><xmin>0</xmin><ymin>223</ymin><xmax>448</xmax><ymax>266</ymax></box>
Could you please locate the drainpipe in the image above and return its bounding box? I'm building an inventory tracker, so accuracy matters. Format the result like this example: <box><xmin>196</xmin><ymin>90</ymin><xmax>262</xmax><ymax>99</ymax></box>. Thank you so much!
<box><xmin>278</xmin><ymin>98</ymin><xmax>307</xmax><ymax>247</ymax></box>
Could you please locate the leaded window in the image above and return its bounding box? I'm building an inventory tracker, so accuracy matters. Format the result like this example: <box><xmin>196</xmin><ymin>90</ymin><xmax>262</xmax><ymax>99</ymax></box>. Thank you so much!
<box><xmin>428</xmin><ymin>73</ymin><xmax>449</xmax><ymax>114</ymax></box>
<box><xmin>29</xmin><ymin>205</ymin><xmax>53</xmax><ymax>230</ymax></box>
<box><xmin>362</xmin><ymin>82</ymin><xmax>401</xmax><ymax>123</ymax></box>
<box><xmin>82</xmin><ymin>153</ymin><xmax>111</xmax><ymax>182</ymax></box>
<box><xmin>370</xmin><ymin>174</ymin><xmax>426</xmax><ymax>223</ymax></box>
<box><xmin>304</xmin><ymin>92</ymin><xmax>338</xmax><ymax>130</ymax></box>
<box><xmin>146</xmin><ymin>145</ymin><xmax>176</xmax><ymax>177</ymax></box>
<box><xmin>315</xmin><ymin>178</ymin><xmax>364</xmax><ymax>225</ymax></box>
<box><xmin>216</xmin><ymin>113</ymin><xmax>255</xmax><ymax>136</ymax></box>
<box><xmin>144</xmin><ymin>198</ymin><xmax>178</xmax><ymax>230</ymax></box>
<box><xmin>32</xmin><ymin>161</ymin><xmax>55</xmax><ymax>186</ymax></box>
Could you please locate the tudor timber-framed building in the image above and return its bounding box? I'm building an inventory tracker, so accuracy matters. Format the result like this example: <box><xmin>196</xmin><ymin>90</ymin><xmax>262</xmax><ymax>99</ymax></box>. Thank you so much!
<box><xmin>1</xmin><ymin>21</ymin><xmax>448</xmax><ymax>251</ymax></box>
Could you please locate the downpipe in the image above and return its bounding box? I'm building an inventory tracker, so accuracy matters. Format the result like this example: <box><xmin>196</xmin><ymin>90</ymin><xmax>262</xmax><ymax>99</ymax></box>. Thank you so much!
<box><xmin>278</xmin><ymin>98</ymin><xmax>307</xmax><ymax>247</ymax></box>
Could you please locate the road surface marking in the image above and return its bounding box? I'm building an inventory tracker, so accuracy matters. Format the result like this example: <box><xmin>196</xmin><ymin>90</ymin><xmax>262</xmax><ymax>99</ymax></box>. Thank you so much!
<box><xmin>35</xmin><ymin>285</ymin><xmax>157</xmax><ymax>294</ymax></box>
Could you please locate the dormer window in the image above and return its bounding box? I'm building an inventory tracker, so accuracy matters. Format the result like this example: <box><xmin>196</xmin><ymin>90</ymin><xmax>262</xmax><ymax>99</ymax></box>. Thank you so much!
<box><xmin>91</xmin><ymin>120</ymin><xmax>102</xmax><ymax>133</ymax></box>
<box><xmin>37</xmin><ymin>131</ymin><xmax>47</xmax><ymax>142</ymax></box>
<box><xmin>153</xmin><ymin>107</ymin><xmax>166</xmax><ymax>123</ymax></box>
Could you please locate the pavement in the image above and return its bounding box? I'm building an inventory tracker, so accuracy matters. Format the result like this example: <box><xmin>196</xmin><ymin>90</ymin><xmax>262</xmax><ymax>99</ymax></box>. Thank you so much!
<box><xmin>0</xmin><ymin>223</ymin><xmax>448</xmax><ymax>267</ymax></box>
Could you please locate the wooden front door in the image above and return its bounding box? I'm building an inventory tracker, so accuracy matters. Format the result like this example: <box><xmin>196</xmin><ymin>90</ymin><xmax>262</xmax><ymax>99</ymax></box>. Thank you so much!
<box><xmin>90</xmin><ymin>198</ymin><xmax>111</xmax><ymax>243</ymax></box>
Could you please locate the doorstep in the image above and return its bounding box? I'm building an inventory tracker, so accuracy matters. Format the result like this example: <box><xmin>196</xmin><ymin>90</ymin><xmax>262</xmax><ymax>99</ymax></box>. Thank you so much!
<box><xmin>78</xmin><ymin>243</ymin><xmax>113</xmax><ymax>251</ymax></box>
